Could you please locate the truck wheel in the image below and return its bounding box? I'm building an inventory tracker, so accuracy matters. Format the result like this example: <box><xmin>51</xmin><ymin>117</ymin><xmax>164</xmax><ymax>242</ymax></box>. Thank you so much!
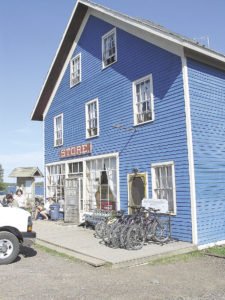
<box><xmin>0</xmin><ymin>231</ymin><xmax>20</xmax><ymax>265</ymax></box>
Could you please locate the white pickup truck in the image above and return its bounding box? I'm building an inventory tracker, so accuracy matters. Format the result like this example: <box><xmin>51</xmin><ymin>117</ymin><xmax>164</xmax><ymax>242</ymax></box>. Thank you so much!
<box><xmin>0</xmin><ymin>207</ymin><xmax>36</xmax><ymax>265</ymax></box>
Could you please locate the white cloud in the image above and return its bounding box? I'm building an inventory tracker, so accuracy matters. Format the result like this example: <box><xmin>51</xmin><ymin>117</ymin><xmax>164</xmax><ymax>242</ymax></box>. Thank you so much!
<box><xmin>0</xmin><ymin>151</ymin><xmax>44</xmax><ymax>182</ymax></box>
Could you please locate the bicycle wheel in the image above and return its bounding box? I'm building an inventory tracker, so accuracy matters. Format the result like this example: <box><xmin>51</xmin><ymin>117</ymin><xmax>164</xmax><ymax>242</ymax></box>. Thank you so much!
<box><xmin>145</xmin><ymin>221</ymin><xmax>155</xmax><ymax>241</ymax></box>
<box><xmin>152</xmin><ymin>220</ymin><xmax>170</xmax><ymax>243</ymax></box>
<box><xmin>126</xmin><ymin>225</ymin><xmax>145</xmax><ymax>250</ymax></box>
<box><xmin>119</xmin><ymin>224</ymin><xmax>130</xmax><ymax>248</ymax></box>
<box><xmin>102</xmin><ymin>223</ymin><xmax>114</xmax><ymax>244</ymax></box>
<box><xmin>95</xmin><ymin>221</ymin><xmax>106</xmax><ymax>239</ymax></box>
<box><xmin>111</xmin><ymin>224</ymin><xmax>124</xmax><ymax>248</ymax></box>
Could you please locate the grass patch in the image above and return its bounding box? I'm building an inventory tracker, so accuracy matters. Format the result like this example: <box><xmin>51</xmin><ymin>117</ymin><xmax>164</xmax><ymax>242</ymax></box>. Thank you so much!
<box><xmin>34</xmin><ymin>244</ymin><xmax>80</xmax><ymax>263</ymax></box>
<box><xmin>148</xmin><ymin>250</ymin><xmax>203</xmax><ymax>266</ymax></box>
<box><xmin>204</xmin><ymin>246</ymin><xmax>225</xmax><ymax>257</ymax></box>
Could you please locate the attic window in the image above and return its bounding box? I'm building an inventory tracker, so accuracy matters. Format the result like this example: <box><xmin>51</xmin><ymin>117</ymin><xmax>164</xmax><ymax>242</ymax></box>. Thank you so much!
<box><xmin>70</xmin><ymin>53</ymin><xmax>81</xmax><ymax>87</ymax></box>
<box><xmin>54</xmin><ymin>114</ymin><xmax>63</xmax><ymax>147</ymax></box>
<box><xmin>102</xmin><ymin>28</ymin><xmax>117</xmax><ymax>68</ymax></box>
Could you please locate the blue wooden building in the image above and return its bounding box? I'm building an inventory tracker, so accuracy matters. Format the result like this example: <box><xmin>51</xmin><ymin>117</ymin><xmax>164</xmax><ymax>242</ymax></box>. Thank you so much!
<box><xmin>32</xmin><ymin>0</ymin><xmax>225</xmax><ymax>247</ymax></box>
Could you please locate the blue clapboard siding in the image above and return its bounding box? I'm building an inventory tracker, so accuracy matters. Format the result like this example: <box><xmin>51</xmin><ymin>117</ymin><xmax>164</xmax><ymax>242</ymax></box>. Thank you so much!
<box><xmin>45</xmin><ymin>15</ymin><xmax>192</xmax><ymax>241</ymax></box>
<box><xmin>188</xmin><ymin>58</ymin><xmax>225</xmax><ymax>245</ymax></box>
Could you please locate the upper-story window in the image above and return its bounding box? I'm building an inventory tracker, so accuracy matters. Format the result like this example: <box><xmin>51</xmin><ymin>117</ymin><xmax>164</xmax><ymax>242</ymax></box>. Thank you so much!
<box><xmin>102</xmin><ymin>28</ymin><xmax>117</xmax><ymax>68</ymax></box>
<box><xmin>85</xmin><ymin>99</ymin><xmax>99</xmax><ymax>139</ymax></box>
<box><xmin>54</xmin><ymin>114</ymin><xmax>63</xmax><ymax>147</ymax></box>
<box><xmin>133</xmin><ymin>74</ymin><xmax>154</xmax><ymax>125</ymax></box>
<box><xmin>70</xmin><ymin>53</ymin><xmax>81</xmax><ymax>87</ymax></box>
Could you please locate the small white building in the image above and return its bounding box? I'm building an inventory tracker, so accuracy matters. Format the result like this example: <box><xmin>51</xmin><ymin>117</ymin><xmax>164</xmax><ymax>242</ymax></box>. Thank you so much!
<box><xmin>9</xmin><ymin>167</ymin><xmax>43</xmax><ymax>200</ymax></box>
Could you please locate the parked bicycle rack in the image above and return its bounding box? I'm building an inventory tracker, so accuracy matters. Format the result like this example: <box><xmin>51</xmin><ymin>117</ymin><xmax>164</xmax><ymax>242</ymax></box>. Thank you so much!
<box><xmin>83</xmin><ymin>209</ymin><xmax>115</xmax><ymax>227</ymax></box>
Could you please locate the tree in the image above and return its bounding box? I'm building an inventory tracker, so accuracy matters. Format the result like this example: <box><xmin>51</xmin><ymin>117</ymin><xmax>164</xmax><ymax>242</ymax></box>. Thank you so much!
<box><xmin>0</xmin><ymin>164</ymin><xmax>3</xmax><ymax>183</ymax></box>
<box><xmin>0</xmin><ymin>181</ymin><xmax>6</xmax><ymax>191</ymax></box>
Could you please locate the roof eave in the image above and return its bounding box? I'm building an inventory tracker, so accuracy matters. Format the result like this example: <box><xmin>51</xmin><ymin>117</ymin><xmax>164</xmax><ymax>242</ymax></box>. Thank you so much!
<box><xmin>184</xmin><ymin>46</ymin><xmax>225</xmax><ymax>71</ymax></box>
<box><xmin>31</xmin><ymin>1</ymin><xmax>88</xmax><ymax>121</ymax></box>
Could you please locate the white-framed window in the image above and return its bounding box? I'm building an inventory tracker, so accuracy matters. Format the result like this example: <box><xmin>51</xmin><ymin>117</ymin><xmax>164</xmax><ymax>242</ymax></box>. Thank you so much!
<box><xmin>133</xmin><ymin>74</ymin><xmax>154</xmax><ymax>125</ymax></box>
<box><xmin>70</xmin><ymin>53</ymin><xmax>81</xmax><ymax>87</ymax></box>
<box><xmin>151</xmin><ymin>161</ymin><xmax>176</xmax><ymax>214</ymax></box>
<box><xmin>46</xmin><ymin>164</ymin><xmax>65</xmax><ymax>202</ymax></box>
<box><xmin>68</xmin><ymin>162</ymin><xmax>83</xmax><ymax>177</ymax></box>
<box><xmin>86</xmin><ymin>157</ymin><xmax>117</xmax><ymax>211</ymax></box>
<box><xmin>54</xmin><ymin>114</ymin><xmax>63</xmax><ymax>147</ymax></box>
<box><xmin>102</xmin><ymin>28</ymin><xmax>117</xmax><ymax>68</ymax></box>
<box><xmin>85</xmin><ymin>98</ymin><xmax>99</xmax><ymax>139</ymax></box>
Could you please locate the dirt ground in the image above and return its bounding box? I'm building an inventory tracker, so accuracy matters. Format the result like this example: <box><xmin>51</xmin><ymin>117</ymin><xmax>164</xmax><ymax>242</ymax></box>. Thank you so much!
<box><xmin>1</xmin><ymin>245</ymin><xmax>225</xmax><ymax>300</ymax></box>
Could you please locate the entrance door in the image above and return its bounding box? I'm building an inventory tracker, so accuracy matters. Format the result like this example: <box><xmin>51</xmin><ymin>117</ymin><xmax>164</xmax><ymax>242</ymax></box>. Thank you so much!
<box><xmin>128</xmin><ymin>173</ymin><xmax>147</xmax><ymax>214</ymax></box>
<box><xmin>65</xmin><ymin>177</ymin><xmax>83</xmax><ymax>224</ymax></box>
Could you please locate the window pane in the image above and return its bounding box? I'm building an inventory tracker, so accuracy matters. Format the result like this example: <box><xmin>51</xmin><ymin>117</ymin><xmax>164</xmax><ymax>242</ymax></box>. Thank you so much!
<box><xmin>74</xmin><ymin>163</ymin><xmax>78</xmax><ymax>173</ymax></box>
<box><xmin>104</xmin><ymin>158</ymin><xmax>110</xmax><ymax>170</ymax></box>
<box><xmin>79</xmin><ymin>162</ymin><xmax>83</xmax><ymax>173</ymax></box>
<box><xmin>103</xmin><ymin>30</ymin><xmax>116</xmax><ymax>66</ymax></box>
<box><xmin>96</xmin><ymin>159</ymin><xmax>103</xmax><ymax>171</ymax></box>
<box><xmin>154</xmin><ymin>164</ymin><xmax>174</xmax><ymax>212</ymax></box>
<box><xmin>87</xmin><ymin>100</ymin><xmax>98</xmax><ymax>137</ymax></box>
<box><xmin>71</xmin><ymin>55</ymin><xmax>80</xmax><ymax>85</ymax></box>
<box><xmin>134</xmin><ymin>77</ymin><xmax>152</xmax><ymax>124</ymax></box>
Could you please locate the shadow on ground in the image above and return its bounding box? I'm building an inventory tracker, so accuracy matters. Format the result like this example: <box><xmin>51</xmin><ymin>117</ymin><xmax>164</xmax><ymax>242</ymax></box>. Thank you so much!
<box><xmin>13</xmin><ymin>245</ymin><xmax>37</xmax><ymax>263</ymax></box>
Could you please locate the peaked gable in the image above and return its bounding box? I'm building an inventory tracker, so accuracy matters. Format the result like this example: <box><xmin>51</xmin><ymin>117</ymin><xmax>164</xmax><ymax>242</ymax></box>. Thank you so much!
<box><xmin>31</xmin><ymin>0</ymin><xmax>225</xmax><ymax>121</ymax></box>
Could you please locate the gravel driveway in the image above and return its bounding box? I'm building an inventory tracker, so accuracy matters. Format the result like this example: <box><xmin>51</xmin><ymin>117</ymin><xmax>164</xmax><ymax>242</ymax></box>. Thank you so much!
<box><xmin>1</xmin><ymin>245</ymin><xmax>225</xmax><ymax>300</ymax></box>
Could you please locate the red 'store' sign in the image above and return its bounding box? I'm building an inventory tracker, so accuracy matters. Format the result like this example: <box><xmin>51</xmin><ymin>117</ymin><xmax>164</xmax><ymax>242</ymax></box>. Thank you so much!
<box><xmin>60</xmin><ymin>143</ymin><xmax>92</xmax><ymax>158</ymax></box>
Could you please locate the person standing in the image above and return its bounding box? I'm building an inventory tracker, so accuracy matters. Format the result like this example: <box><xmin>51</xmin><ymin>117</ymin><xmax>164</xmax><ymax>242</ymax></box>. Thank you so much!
<box><xmin>14</xmin><ymin>189</ymin><xmax>26</xmax><ymax>209</ymax></box>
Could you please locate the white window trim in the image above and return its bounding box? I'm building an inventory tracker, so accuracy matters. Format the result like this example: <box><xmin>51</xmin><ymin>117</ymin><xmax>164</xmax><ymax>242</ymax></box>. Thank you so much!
<box><xmin>132</xmin><ymin>74</ymin><xmax>155</xmax><ymax>126</ymax></box>
<box><xmin>151</xmin><ymin>161</ymin><xmax>177</xmax><ymax>215</ymax></box>
<box><xmin>54</xmin><ymin>113</ymin><xmax>63</xmax><ymax>147</ymax></box>
<box><xmin>85</xmin><ymin>98</ymin><xmax>99</xmax><ymax>139</ymax></box>
<box><xmin>102</xmin><ymin>28</ymin><xmax>117</xmax><ymax>69</ymax></box>
<box><xmin>45</xmin><ymin>152</ymin><xmax>120</xmax><ymax>213</ymax></box>
<box><xmin>70</xmin><ymin>53</ymin><xmax>81</xmax><ymax>88</ymax></box>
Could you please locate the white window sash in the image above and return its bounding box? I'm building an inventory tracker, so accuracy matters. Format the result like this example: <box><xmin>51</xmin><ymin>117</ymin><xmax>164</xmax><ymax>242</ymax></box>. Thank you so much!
<box><xmin>70</xmin><ymin>53</ymin><xmax>81</xmax><ymax>87</ymax></box>
<box><xmin>151</xmin><ymin>162</ymin><xmax>176</xmax><ymax>214</ymax></box>
<box><xmin>102</xmin><ymin>28</ymin><xmax>117</xmax><ymax>68</ymax></box>
<box><xmin>54</xmin><ymin>114</ymin><xmax>63</xmax><ymax>147</ymax></box>
<box><xmin>133</xmin><ymin>74</ymin><xmax>154</xmax><ymax>126</ymax></box>
<box><xmin>85</xmin><ymin>99</ymin><xmax>99</xmax><ymax>139</ymax></box>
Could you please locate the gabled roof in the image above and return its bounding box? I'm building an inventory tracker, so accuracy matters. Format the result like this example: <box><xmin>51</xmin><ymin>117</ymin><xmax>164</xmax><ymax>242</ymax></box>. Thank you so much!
<box><xmin>9</xmin><ymin>167</ymin><xmax>44</xmax><ymax>178</ymax></box>
<box><xmin>31</xmin><ymin>0</ymin><xmax>225</xmax><ymax>121</ymax></box>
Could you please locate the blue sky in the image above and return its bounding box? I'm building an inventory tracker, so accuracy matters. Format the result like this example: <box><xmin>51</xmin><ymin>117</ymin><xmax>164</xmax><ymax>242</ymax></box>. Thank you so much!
<box><xmin>0</xmin><ymin>0</ymin><xmax>225</xmax><ymax>182</ymax></box>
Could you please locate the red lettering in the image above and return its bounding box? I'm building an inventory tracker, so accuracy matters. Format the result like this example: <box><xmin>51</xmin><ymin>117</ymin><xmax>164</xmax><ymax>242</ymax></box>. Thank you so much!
<box><xmin>71</xmin><ymin>147</ymin><xmax>76</xmax><ymax>156</ymax></box>
<box><xmin>77</xmin><ymin>146</ymin><xmax>81</xmax><ymax>155</ymax></box>
<box><xmin>59</xmin><ymin>143</ymin><xmax>92</xmax><ymax>158</ymax></box>
<box><xmin>87</xmin><ymin>143</ymin><xmax>92</xmax><ymax>153</ymax></box>
<box><xmin>65</xmin><ymin>148</ymin><xmax>71</xmax><ymax>157</ymax></box>
<box><xmin>82</xmin><ymin>144</ymin><xmax>87</xmax><ymax>153</ymax></box>
<box><xmin>60</xmin><ymin>149</ymin><xmax>66</xmax><ymax>158</ymax></box>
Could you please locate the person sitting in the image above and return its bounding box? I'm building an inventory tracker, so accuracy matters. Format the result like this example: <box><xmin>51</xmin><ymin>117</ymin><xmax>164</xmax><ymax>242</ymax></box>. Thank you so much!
<box><xmin>35</xmin><ymin>197</ymin><xmax>54</xmax><ymax>220</ymax></box>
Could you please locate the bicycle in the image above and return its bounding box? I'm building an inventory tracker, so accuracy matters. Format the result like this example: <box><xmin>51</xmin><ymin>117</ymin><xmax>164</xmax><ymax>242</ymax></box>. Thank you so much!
<box><xmin>95</xmin><ymin>210</ymin><xmax>124</xmax><ymax>242</ymax></box>
<box><xmin>126</xmin><ymin>207</ymin><xmax>170</xmax><ymax>250</ymax></box>
<box><xmin>110</xmin><ymin>206</ymin><xmax>146</xmax><ymax>248</ymax></box>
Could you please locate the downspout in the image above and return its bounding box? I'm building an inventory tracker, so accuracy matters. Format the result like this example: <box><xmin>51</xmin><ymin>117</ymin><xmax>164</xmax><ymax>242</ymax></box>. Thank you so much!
<box><xmin>181</xmin><ymin>54</ymin><xmax>198</xmax><ymax>245</ymax></box>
